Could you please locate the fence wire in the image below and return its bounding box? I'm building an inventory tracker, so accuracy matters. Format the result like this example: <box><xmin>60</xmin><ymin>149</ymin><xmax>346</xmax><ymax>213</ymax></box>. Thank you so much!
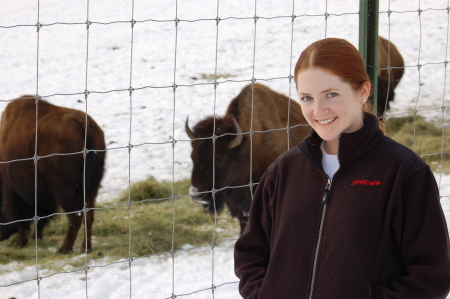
<box><xmin>0</xmin><ymin>1</ymin><xmax>449</xmax><ymax>298</ymax></box>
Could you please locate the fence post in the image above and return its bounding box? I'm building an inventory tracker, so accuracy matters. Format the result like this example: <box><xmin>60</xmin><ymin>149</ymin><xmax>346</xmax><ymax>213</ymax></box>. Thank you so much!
<box><xmin>359</xmin><ymin>0</ymin><xmax>379</xmax><ymax>113</ymax></box>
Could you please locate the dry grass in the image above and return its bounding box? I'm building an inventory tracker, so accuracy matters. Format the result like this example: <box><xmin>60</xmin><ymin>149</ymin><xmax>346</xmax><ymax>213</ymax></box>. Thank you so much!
<box><xmin>385</xmin><ymin>115</ymin><xmax>450</xmax><ymax>173</ymax></box>
<box><xmin>1</xmin><ymin>115</ymin><xmax>447</xmax><ymax>272</ymax></box>
<box><xmin>0</xmin><ymin>178</ymin><xmax>240</xmax><ymax>272</ymax></box>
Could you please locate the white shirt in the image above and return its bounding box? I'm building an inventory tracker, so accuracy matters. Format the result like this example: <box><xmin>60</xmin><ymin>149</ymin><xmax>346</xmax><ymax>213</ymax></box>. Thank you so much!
<box><xmin>321</xmin><ymin>142</ymin><xmax>340</xmax><ymax>179</ymax></box>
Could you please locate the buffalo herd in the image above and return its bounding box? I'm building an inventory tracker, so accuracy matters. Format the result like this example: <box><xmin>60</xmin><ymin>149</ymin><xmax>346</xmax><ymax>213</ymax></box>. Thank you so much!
<box><xmin>0</xmin><ymin>37</ymin><xmax>404</xmax><ymax>252</ymax></box>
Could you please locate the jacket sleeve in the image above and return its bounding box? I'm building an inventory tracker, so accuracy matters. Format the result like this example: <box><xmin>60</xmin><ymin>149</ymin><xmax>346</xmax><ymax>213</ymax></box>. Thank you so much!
<box><xmin>373</xmin><ymin>166</ymin><xmax>450</xmax><ymax>299</ymax></box>
<box><xmin>234</xmin><ymin>169</ymin><xmax>275</xmax><ymax>299</ymax></box>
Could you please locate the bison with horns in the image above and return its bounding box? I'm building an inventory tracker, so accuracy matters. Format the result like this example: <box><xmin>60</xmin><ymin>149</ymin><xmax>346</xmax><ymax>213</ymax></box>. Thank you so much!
<box><xmin>185</xmin><ymin>83</ymin><xmax>310</xmax><ymax>234</ymax></box>
<box><xmin>0</xmin><ymin>95</ymin><xmax>106</xmax><ymax>253</ymax></box>
<box><xmin>376</xmin><ymin>36</ymin><xmax>405</xmax><ymax>116</ymax></box>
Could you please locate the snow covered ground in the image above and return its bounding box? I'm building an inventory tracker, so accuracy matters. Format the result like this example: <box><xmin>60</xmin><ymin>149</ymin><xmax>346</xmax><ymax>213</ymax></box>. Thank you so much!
<box><xmin>0</xmin><ymin>0</ymin><xmax>449</xmax><ymax>298</ymax></box>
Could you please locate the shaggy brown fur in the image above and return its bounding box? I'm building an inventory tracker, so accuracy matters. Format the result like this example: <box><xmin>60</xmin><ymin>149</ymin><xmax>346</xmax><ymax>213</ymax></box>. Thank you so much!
<box><xmin>377</xmin><ymin>36</ymin><xmax>405</xmax><ymax>116</ymax></box>
<box><xmin>186</xmin><ymin>84</ymin><xmax>310</xmax><ymax>234</ymax></box>
<box><xmin>0</xmin><ymin>95</ymin><xmax>106</xmax><ymax>253</ymax></box>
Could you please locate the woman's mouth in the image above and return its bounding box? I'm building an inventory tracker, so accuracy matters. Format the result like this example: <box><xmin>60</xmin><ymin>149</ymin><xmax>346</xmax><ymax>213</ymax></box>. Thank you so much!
<box><xmin>317</xmin><ymin>117</ymin><xmax>337</xmax><ymax>125</ymax></box>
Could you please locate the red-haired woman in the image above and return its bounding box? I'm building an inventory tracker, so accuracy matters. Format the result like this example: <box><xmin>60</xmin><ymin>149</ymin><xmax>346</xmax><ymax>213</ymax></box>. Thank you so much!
<box><xmin>234</xmin><ymin>38</ymin><xmax>450</xmax><ymax>298</ymax></box>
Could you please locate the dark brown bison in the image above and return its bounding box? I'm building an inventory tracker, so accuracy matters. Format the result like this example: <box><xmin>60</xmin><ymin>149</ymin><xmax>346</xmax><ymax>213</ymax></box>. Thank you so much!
<box><xmin>0</xmin><ymin>95</ymin><xmax>106</xmax><ymax>253</ymax></box>
<box><xmin>185</xmin><ymin>83</ymin><xmax>310</xmax><ymax>234</ymax></box>
<box><xmin>377</xmin><ymin>36</ymin><xmax>405</xmax><ymax>116</ymax></box>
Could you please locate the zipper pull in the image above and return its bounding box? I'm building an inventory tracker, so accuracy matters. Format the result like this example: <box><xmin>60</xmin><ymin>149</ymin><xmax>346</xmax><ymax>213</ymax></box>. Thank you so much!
<box><xmin>322</xmin><ymin>179</ymin><xmax>331</xmax><ymax>204</ymax></box>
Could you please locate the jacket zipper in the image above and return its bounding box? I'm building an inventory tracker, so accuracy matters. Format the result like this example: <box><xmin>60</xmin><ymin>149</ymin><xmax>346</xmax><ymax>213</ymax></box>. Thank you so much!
<box><xmin>308</xmin><ymin>178</ymin><xmax>332</xmax><ymax>299</ymax></box>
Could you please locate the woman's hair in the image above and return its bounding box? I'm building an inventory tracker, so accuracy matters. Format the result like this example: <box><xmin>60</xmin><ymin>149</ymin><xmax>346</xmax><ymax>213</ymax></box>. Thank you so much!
<box><xmin>294</xmin><ymin>38</ymin><xmax>370</xmax><ymax>92</ymax></box>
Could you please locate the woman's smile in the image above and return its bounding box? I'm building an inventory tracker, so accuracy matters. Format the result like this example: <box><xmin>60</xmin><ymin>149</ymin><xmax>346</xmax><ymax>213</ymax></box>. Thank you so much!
<box><xmin>317</xmin><ymin>117</ymin><xmax>337</xmax><ymax>125</ymax></box>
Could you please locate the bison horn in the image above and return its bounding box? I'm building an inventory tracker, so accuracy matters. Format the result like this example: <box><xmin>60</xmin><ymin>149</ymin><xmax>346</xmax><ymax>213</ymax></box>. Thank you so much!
<box><xmin>229</xmin><ymin>117</ymin><xmax>243</xmax><ymax>149</ymax></box>
<box><xmin>185</xmin><ymin>116</ymin><xmax>195</xmax><ymax>139</ymax></box>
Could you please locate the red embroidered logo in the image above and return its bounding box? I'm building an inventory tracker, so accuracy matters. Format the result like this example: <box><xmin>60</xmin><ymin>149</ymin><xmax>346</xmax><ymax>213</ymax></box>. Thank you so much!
<box><xmin>351</xmin><ymin>180</ymin><xmax>381</xmax><ymax>186</ymax></box>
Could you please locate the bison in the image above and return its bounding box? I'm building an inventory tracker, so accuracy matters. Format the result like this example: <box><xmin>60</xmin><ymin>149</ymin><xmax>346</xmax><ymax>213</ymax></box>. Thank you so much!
<box><xmin>185</xmin><ymin>83</ymin><xmax>310</xmax><ymax>234</ymax></box>
<box><xmin>0</xmin><ymin>95</ymin><xmax>106</xmax><ymax>253</ymax></box>
<box><xmin>377</xmin><ymin>36</ymin><xmax>405</xmax><ymax>116</ymax></box>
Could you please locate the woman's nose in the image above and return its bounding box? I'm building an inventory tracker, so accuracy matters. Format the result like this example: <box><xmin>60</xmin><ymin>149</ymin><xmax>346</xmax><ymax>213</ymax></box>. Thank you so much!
<box><xmin>313</xmin><ymin>99</ymin><xmax>327</xmax><ymax>116</ymax></box>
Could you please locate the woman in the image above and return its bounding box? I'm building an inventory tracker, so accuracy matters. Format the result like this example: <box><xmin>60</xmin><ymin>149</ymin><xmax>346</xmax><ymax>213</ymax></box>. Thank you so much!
<box><xmin>234</xmin><ymin>38</ymin><xmax>450</xmax><ymax>298</ymax></box>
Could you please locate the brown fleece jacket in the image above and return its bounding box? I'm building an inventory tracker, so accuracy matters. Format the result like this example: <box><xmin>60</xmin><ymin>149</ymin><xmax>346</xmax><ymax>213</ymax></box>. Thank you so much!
<box><xmin>234</xmin><ymin>113</ymin><xmax>450</xmax><ymax>299</ymax></box>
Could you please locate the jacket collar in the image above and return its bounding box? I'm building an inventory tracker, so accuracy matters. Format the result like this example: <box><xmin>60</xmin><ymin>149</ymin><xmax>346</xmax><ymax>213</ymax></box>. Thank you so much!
<box><xmin>300</xmin><ymin>113</ymin><xmax>384</xmax><ymax>167</ymax></box>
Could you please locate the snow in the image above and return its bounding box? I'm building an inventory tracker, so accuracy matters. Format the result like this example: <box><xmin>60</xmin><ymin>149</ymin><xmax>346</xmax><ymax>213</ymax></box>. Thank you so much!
<box><xmin>1</xmin><ymin>241</ymin><xmax>239</xmax><ymax>298</ymax></box>
<box><xmin>0</xmin><ymin>0</ymin><xmax>449</xmax><ymax>298</ymax></box>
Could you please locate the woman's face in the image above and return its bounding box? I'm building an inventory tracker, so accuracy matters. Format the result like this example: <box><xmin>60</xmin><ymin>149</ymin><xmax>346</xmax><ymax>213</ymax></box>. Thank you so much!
<box><xmin>296</xmin><ymin>68</ymin><xmax>370</xmax><ymax>154</ymax></box>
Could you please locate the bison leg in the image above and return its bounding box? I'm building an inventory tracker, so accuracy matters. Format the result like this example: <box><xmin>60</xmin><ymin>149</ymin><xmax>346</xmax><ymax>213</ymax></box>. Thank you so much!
<box><xmin>58</xmin><ymin>213</ymin><xmax>83</xmax><ymax>254</ymax></box>
<box><xmin>1</xmin><ymin>188</ymin><xmax>30</xmax><ymax>247</ymax></box>
<box><xmin>81</xmin><ymin>208</ymin><xmax>94</xmax><ymax>253</ymax></box>
<box><xmin>237</xmin><ymin>211</ymin><xmax>249</xmax><ymax>235</ymax></box>
<box><xmin>35</xmin><ymin>222</ymin><xmax>44</xmax><ymax>239</ymax></box>
<box><xmin>226</xmin><ymin>197</ymin><xmax>250</xmax><ymax>235</ymax></box>
<box><xmin>230</xmin><ymin>191</ymin><xmax>251</xmax><ymax>235</ymax></box>
<box><xmin>32</xmin><ymin>217</ymin><xmax>48</xmax><ymax>240</ymax></box>
<box><xmin>15</xmin><ymin>221</ymin><xmax>30</xmax><ymax>248</ymax></box>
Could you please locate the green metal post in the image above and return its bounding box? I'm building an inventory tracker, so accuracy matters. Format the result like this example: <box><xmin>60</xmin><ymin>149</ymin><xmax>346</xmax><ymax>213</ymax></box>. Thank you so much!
<box><xmin>359</xmin><ymin>0</ymin><xmax>379</xmax><ymax>113</ymax></box>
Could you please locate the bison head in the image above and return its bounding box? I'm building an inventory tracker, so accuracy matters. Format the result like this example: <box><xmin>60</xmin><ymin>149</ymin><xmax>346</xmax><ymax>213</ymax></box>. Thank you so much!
<box><xmin>185</xmin><ymin>116</ymin><xmax>248</xmax><ymax>215</ymax></box>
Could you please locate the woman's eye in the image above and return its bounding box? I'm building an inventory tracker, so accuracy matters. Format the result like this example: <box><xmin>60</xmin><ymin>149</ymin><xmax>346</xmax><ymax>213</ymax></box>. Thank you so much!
<box><xmin>326</xmin><ymin>92</ymin><xmax>338</xmax><ymax>98</ymax></box>
<box><xmin>301</xmin><ymin>96</ymin><xmax>313</xmax><ymax>102</ymax></box>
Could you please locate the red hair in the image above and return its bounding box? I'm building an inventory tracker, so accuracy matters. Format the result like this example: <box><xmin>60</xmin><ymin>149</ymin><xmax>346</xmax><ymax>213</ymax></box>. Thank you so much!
<box><xmin>294</xmin><ymin>38</ymin><xmax>370</xmax><ymax>92</ymax></box>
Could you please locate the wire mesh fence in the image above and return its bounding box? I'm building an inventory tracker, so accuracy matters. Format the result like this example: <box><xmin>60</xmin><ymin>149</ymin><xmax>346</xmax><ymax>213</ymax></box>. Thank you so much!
<box><xmin>0</xmin><ymin>0</ymin><xmax>449</xmax><ymax>298</ymax></box>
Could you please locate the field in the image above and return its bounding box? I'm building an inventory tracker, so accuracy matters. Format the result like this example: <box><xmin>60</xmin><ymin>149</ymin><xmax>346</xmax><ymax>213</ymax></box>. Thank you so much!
<box><xmin>1</xmin><ymin>0</ymin><xmax>449</xmax><ymax>298</ymax></box>
<box><xmin>0</xmin><ymin>116</ymin><xmax>447</xmax><ymax>272</ymax></box>
<box><xmin>0</xmin><ymin>178</ymin><xmax>239</xmax><ymax>270</ymax></box>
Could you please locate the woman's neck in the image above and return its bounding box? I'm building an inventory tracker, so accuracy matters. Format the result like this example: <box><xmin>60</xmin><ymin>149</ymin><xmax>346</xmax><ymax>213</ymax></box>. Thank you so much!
<box><xmin>323</xmin><ymin>139</ymin><xmax>339</xmax><ymax>155</ymax></box>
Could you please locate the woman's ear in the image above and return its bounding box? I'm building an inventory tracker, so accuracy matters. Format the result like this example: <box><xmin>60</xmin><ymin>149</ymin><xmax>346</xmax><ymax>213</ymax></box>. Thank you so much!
<box><xmin>360</xmin><ymin>81</ymin><xmax>371</xmax><ymax>101</ymax></box>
